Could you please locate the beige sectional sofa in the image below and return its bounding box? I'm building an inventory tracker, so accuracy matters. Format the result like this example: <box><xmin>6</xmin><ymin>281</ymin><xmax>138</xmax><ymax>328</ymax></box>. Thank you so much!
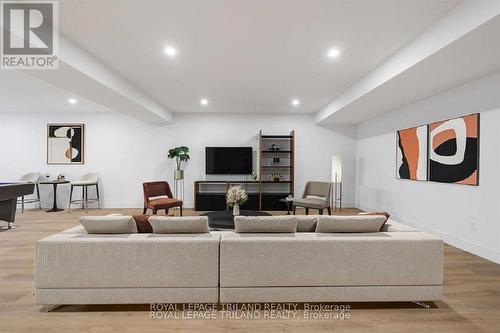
<box><xmin>34</xmin><ymin>216</ymin><xmax>443</xmax><ymax>305</ymax></box>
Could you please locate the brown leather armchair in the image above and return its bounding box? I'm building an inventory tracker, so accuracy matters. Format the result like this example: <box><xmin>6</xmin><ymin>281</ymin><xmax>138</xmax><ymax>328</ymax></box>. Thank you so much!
<box><xmin>142</xmin><ymin>181</ymin><xmax>183</xmax><ymax>215</ymax></box>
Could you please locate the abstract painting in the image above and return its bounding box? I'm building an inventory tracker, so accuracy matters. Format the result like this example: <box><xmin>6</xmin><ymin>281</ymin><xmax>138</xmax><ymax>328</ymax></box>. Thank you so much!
<box><xmin>396</xmin><ymin>125</ymin><xmax>428</xmax><ymax>180</ymax></box>
<box><xmin>429</xmin><ymin>114</ymin><xmax>479</xmax><ymax>185</ymax></box>
<box><xmin>47</xmin><ymin>124</ymin><xmax>84</xmax><ymax>164</ymax></box>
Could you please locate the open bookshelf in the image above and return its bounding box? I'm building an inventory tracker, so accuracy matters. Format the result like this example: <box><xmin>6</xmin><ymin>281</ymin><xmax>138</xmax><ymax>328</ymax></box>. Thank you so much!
<box><xmin>258</xmin><ymin>130</ymin><xmax>295</xmax><ymax>210</ymax></box>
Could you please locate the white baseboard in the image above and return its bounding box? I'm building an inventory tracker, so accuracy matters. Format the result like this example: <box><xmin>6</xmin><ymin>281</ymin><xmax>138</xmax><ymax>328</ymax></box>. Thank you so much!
<box><xmin>358</xmin><ymin>204</ymin><xmax>500</xmax><ymax>264</ymax></box>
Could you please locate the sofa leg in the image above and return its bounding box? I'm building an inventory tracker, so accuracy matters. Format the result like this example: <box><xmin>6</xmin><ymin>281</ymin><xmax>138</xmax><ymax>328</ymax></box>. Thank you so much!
<box><xmin>180</xmin><ymin>204</ymin><xmax>183</xmax><ymax>217</ymax></box>
<box><xmin>293</xmin><ymin>206</ymin><xmax>296</xmax><ymax>215</ymax></box>
<box><xmin>143</xmin><ymin>207</ymin><xmax>147</xmax><ymax>214</ymax></box>
<box><xmin>319</xmin><ymin>209</ymin><xmax>323</xmax><ymax>215</ymax></box>
<box><xmin>305</xmin><ymin>208</ymin><xmax>309</xmax><ymax>215</ymax></box>
<box><xmin>40</xmin><ymin>304</ymin><xmax>63</xmax><ymax>312</ymax></box>
<box><xmin>327</xmin><ymin>207</ymin><xmax>332</xmax><ymax>215</ymax></box>
<box><xmin>153</xmin><ymin>209</ymin><xmax>158</xmax><ymax>215</ymax></box>
<box><xmin>412</xmin><ymin>301</ymin><xmax>431</xmax><ymax>309</ymax></box>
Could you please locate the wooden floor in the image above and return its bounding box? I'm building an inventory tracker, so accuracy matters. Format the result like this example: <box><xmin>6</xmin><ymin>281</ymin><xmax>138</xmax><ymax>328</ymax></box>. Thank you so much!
<box><xmin>0</xmin><ymin>208</ymin><xmax>499</xmax><ymax>333</ymax></box>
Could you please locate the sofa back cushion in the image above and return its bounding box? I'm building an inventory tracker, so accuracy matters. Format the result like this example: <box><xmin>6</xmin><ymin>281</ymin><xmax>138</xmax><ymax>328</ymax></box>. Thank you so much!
<box><xmin>79</xmin><ymin>215</ymin><xmax>138</xmax><ymax>234</ymax></box>
<box><xmin>149</xmin><ymin>216</ymin><xmax>209</xmax><ymax>234</ymax></box>
<box><xmin>295</xmin><ymin>215</ymin><xmax>318</xmax><ymax>232</ymax></box>
<box><xmin>315</xmin><ymin>215</ymin><xmax>387</xmax><ymax>233</ymax></box>
<box><xmin>234</xmin><ymin>216</ymin><xmax>297</xmax><ymax>233</ymax></box>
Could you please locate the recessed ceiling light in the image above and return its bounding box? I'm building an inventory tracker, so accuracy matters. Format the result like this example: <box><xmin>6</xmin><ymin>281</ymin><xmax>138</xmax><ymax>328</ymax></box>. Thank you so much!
<box><xmin>291</xmin><ymin>99</ymin><xmax>300</xmax><ymax>106</ymax></box>
<box><xmin>200</xmin><ymin>98</ymin><xmax>209</xmax><ymax>106</ymax></box>
<box><xmin>327</xmin><ymin>48</ymin><xmax>341</xmax><ymax>59</ymax></box>
<box><xmin>164</xmin><ymin>46</ymin><xmax>177</xmax><ymax>57</ymax></box>
<box><xmin>68</xmin><ymin>98</ymin><xmax>77</xmax><ymax>105</ymax></box>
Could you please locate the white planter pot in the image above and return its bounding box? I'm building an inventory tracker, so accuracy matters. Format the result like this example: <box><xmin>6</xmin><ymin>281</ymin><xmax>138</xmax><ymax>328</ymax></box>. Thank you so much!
<box><xmin>174</xmin><ymin>170</ymin><xmax>184</xmax><ymax>180</ymax></box>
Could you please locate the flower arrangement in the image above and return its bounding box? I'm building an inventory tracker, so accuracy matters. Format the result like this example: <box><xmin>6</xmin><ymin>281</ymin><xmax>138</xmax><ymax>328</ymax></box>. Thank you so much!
<box><xmin>226</xmin><ymin>185</ymin><xmax>248</xmax><ymax>208</ymax></box>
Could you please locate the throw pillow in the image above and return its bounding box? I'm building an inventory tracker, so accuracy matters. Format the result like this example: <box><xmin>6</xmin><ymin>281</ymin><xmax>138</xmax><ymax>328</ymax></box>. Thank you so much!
<box><xmin>80</xmin><ymin>215</ymin><xmax>138</xmax><ymax>234</ymax></box>
<box><xmin>315</xmin><ymin>215</ymin><xmax>387</xmax><ymax>233</ymax></box>
<box><xmin>149</xmin><ymin>216</ymin><xmax>209</xmax><ymax>234</ymax></box>
<box><xmin>133</xmin><ymin>214</ymin><xmax>153</xmax><ymax>233</ymax></box>
<box><xmin>234</xmin><ymin>216</ymin><xmax>297</xmax><ymax>233</ymax></box>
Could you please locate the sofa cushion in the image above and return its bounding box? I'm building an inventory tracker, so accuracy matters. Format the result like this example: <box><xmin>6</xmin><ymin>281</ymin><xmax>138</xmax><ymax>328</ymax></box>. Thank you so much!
<box><xmin>293</xmin><ymin>197</ymin><xmax>328</xmax><ymax>209</ymax></box>
<box><xmin>296</xmin><ymin>216</ymin><xmax>318</xmax><ymax>232</ymax></box>
<box><xmin>79</xmin><ymin>215</ymin><xmax>138</xmax><ymax>234</ymax></box>
<box><xmin>133</xmin><ymin>214</ymin><xmax>153</xmax><ymax>233</ymax></box>
<box><xmin>234</xmin><ymin>216</ymin><xmax>297</xmax><ymax>233</ymax></box>
<box><xmin>149</xmin><ymin>216</ymin><xmax>209</xmax><ymax>234</ymax></box>
<box><xmin>219</xmin><ymin>232</ymin><xmax>443</xmax><ymax>287</ymax></box>
<box><xmin>315</xmin><ymin>215</ymin><xmax>387</xmax><ymax>233</ymax></box>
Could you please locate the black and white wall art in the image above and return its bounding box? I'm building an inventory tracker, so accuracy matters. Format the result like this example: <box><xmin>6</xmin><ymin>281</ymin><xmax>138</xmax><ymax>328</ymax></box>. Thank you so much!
<box><xmin>47</xmin><ymin>124</ymin><xmax>84</xmax><ymax>164</ymax></box>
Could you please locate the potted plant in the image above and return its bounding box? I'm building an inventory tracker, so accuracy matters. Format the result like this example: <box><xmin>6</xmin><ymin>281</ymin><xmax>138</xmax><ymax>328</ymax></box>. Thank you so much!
<box><xmin>168</xmin><ymin>146</ymin><xmax>190</xmax><ymax>180</ymax></box>
<box><xmin>226</xmin><ymin>185</ymin><xmax>248</xmax><ymax>216</ymax></box>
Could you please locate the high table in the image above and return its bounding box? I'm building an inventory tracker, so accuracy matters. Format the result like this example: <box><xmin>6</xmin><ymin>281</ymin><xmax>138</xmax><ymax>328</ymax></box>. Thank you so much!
<box><xmin>39</xmin><ymin>180</ymin><xmax>70</xmax><ymax>212</ymax></box>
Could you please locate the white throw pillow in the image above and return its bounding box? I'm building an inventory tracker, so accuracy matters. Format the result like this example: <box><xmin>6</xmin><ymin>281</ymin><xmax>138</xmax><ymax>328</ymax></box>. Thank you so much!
<box><xmin>149</xmin><ymin>216</ymin><xmax>209</xmax><ymax>234</ymax></box>
<box><xmin>315</xmin><ymin>215</ymin><xmax>387</xmax><ymax>233</ymax></box>
<box><xmin>79</xmin><ymin>215</ymin><xmax>138</xmax><ymax>234</ymax></box>
<box><xmin>234</xmin><ymin>216</ymin><xmax>297</xmax><ymax>233</ymax></box>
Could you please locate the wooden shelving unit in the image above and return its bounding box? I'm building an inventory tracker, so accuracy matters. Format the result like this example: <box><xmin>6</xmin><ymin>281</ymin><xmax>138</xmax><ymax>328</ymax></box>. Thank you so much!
<box><xmin>258</xmin><ymin>130</ymin><xmax>295</xmax><ymax>210</ymax></box>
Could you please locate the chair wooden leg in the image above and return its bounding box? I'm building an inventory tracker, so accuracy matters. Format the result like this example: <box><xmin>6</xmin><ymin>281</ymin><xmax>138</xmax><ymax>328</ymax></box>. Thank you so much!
<box><xmin>327</xmin><ymin>207</ymin><xmax>332</xmax><ymax>215</ymax></box>
<box><xmin>143</xmin><ymin>207</ymin><xmax>147</xmax><ymax>214</ymax></box>
<box><xmin>305</xmin><ymin>208</ymin><xmax>309</xmax><ymax>215</ymax></box>
<box><xmin>165</xmin><ymin>208</ymin><xmax>169</xmax><ymax>215</ymax></box>
<box><xmin>180</xmin><ymin>204</ymin><xmax>183</xmax><ymax>217</ymax></box>
<box><xmin>293</xmin><ymin>206</ymin><xmax>296</xmax><ymax>215</ymax></box>
<box><xmin>152</xmin><ymin>209</ymin><xmax>158</xmax><ymax>215</ymax></box>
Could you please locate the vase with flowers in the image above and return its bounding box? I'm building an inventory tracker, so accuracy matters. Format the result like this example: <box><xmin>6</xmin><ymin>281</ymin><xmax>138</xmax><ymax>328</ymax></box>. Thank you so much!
<box><xmin>226</xmin><ymin>185</ymin><xmax>248</xmax><ymax>216</ymax></box>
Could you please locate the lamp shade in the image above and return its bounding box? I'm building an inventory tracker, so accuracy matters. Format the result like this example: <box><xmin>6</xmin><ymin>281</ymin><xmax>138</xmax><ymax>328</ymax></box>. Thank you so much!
<box><xmin>331</xmin><ymin>156</ymin><xmax>342</xmax><ymax>182</ymax></box>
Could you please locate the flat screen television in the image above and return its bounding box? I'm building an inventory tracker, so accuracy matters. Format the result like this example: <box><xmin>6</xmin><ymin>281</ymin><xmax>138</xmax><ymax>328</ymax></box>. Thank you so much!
<box><xmin>205</xmin><ymin>147</ymin><xmax>252</xmax><ymax>175</ymax></box>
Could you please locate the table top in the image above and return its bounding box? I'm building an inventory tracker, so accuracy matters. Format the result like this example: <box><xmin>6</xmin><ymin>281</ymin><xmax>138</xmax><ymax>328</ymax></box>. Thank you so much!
<box><xmin>39</xmin><ymin>180</ymin><xmax>70</xmax><ymax>185</ymax></box>
<box><xmin>201</xmin><ymin>210</ymin><xmax>272</xmax><ymax>230</ymax></box>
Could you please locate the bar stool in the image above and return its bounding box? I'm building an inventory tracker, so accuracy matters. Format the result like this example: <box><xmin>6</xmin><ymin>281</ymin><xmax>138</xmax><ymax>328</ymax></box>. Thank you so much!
<box><xmin>68</xmin><ymin>173</ymin><xmax>100</xmax><ymax>213</ymax></box>
<box><xmin>17</xmin><ymin>173</ymin><xmax>41</xmax><ymax>213</ymax></box>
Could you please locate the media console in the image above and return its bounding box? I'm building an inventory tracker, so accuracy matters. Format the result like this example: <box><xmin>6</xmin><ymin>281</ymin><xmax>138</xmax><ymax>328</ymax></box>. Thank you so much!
<box><xmin>194</xmin><ymin>131</ymin><xmax>295</xmax><ymax>212</ymax></box>
<box><xmin>194</xmin><ymin>181</ymin><xmax>289</xmax><ymax>211</ymax></box>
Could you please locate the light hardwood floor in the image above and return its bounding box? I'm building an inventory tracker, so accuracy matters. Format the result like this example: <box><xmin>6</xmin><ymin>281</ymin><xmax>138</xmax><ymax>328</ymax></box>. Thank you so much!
<box><xmin>1</xmin><ymin>208</ymin><xmax>499</xmax><ymax>332</ymax></box>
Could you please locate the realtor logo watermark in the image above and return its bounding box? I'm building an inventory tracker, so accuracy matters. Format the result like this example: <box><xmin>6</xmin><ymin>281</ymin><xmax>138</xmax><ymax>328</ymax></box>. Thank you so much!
<box><xmin>1</xmin><ymin>0</ymin><xmax>58</xmax><ymax>69</ymax></box>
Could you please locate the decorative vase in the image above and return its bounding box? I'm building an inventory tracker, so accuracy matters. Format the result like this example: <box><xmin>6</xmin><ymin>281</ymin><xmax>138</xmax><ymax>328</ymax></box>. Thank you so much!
<box><xmin>174</xmin><ymin>170</ymin><xmax>184</xmax><ymax>180</ymax></box>
<box><xmin>233</xmin><ymin>204</ymin><xmax>240</xmax><ymax>216</ymax></box>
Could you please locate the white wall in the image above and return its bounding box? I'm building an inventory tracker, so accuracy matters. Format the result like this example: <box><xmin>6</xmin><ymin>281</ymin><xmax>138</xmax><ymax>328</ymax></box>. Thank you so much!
<box><xmin>0</xmin><ymin>113</ymin><xmax>356</xmax><ymax>210</ymax></box>
<box><xmin>356</xmin><ymin>73</ymin><xmax>500</xmax><ymax>264</ymax></box>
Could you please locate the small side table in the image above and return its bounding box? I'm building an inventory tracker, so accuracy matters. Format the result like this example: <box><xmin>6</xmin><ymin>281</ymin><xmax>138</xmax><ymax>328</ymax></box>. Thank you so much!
<box><xmin>39</xmin><ymin>180</ymin><xmax>70</xmax><ymax>212</ymax></box>
<box><xmin>279</xmin><ymin>198</ymin><xmax>293</xmax><ymax>215</ymax></box>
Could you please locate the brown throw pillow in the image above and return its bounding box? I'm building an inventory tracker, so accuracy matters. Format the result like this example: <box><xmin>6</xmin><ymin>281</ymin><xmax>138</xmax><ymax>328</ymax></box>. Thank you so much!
<box><xmin>133</xmin><ymin>215</ymin><xmax>153</xmax><ymax>233</ymax></box>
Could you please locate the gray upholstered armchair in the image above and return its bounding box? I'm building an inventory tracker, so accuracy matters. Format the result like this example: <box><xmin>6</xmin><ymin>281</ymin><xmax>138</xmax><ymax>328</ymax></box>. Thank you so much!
<box><xmin>293</xmin><ymin>181</ymin><xmax>332</xmax><ymax>215</ymax></box>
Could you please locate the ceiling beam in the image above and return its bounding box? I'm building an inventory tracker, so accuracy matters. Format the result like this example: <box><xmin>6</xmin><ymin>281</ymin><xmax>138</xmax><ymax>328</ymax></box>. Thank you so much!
<box><xmin>27</xmin><ymin>36</ymin><xmax>173</xmax><ymax>123</ymax></box>
<box><xmin>315</xmin><ymin>0</ymin><xmax>500</xmax><ymax>125</ymax></box>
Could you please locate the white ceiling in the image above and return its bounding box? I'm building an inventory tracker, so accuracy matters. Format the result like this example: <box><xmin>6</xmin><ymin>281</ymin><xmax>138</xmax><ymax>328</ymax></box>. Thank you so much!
<box><xmin>0</xmin><ymin>71</ymin><xmax>113</xmax><ymax>113</ymax></box>
<box><xmin>57</xmin><ymin>0</ymin><xmax>459</xmax><ymax>114</ymax></box>
<box><xmin>320</xmin><ymin>15</ymin><xmax>500</xmax><ymax>124</ymax></box>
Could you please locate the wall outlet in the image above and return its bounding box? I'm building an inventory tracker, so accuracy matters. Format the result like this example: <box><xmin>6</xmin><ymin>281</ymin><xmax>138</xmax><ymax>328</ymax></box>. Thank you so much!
<box><xmin>469</xmin><ymin>222</ymin><xmax>476</xmax><ymax>231</ymax></box>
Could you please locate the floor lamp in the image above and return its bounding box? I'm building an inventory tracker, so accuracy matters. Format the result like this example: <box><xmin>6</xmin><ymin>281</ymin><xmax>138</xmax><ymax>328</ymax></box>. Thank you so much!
<box><xmin>331</xmin><ymin>156</ymin><xmax>342</xmax><ymax>212</ymax></box>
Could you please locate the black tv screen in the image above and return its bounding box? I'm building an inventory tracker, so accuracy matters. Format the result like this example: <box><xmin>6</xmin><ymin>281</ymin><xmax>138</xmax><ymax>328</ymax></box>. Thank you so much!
<box><xmin>206</xmin><ymin>147</ymin><xmax>253</xmax><ymax>174</ymax></box>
